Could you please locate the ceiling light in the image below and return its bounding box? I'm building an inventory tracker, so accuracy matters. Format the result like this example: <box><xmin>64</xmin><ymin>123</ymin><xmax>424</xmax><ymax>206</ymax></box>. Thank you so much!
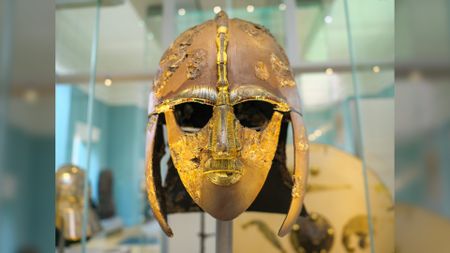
<box><xmin>246</xmin><ymin>5</ymin><xmax>254</xmax><ymax>13</ymax></box>
<box><xmin>104</xmin><ymin>78</ymin><xmax>112</xmax><ymax>86</ymax></box>
<box><xmin>324</xmin><ymin>16</ymin><xmax>333</xmax><ymax>24</ymax></box>
<box><xmin>372</xmin><ymin>65</ymin><xmax>381</xmax><ymax>73</ymax></box>
<box><xmin>315</xmin><ymin>129</ymin><xmax>323</xmax><ymax>137</ymax></box>
<box><xmin>178</xmin><ymin>8</ymin><xmax>186</xmax><ymax>16</ymax></box>
<box><xmin>325</xmin><ymin>68</ymin><xmax>334</xmax><ymax>75</ymax></box>
<box><xmin>213</xmin><ymin>6</ymin><xmax>221</xmax><ymax>14</ymax></box>
<box><xmin>278</xmin><ymin>3</ymin><xmax>286</xmax><ymax>11</ymax></box>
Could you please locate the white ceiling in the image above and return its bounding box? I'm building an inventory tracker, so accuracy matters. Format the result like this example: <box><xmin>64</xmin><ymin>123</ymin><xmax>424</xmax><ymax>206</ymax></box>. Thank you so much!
<box><xmin>55</xmin><ymin>0</ymin><xmax>395</xmax><ymax>108</ymax></box>
<box><xmin>55</xmin><ymin>0</ymin><xmax>396</xmax><ymax>72</ymax></box>
<box><xmin>56</xmin><ymin>0</ymin><xmax>157</xmax><ymax>77</ymax></box>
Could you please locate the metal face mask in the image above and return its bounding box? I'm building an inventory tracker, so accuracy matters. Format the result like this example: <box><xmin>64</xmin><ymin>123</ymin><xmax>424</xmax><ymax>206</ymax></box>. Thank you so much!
<box><xmin>146</xmin><ymin>12</ymin><xmax>309</xmax><ymax>237</ymax></box>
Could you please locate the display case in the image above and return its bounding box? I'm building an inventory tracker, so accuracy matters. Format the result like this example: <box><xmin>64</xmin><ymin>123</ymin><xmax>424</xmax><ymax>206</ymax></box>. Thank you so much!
<box><xmin>55</xmin><ymin>0</ymin><xmax>394</xmax><ymax>252</ymax></box>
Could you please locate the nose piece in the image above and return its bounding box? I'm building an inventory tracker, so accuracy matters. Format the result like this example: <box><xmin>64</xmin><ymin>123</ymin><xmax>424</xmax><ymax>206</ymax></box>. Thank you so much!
<box><xmin>209</xmin><ymin>104</ymin><xmax>240</xmax><ymax>158</ymax></box>
<box><xmin>206</xmin><ymin>104</ymin><xmax>242</xmax><ymax>186</ymax></box>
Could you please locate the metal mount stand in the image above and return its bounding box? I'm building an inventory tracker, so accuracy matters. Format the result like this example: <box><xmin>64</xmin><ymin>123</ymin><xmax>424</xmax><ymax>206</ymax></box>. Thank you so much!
<box><xmin>199</xmin><ymin>213</ymin><xmax>214</xmax><ymax>253</ymax></box>
<box><xmin>216</xmin><ymin>220</ymin><xmax>232</xmax><ymax>253</ymax></box>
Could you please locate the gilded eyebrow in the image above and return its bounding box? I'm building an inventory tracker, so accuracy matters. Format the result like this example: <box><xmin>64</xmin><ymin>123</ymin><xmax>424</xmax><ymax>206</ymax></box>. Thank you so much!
<box><xmin>230</xmin><ymin>85</ymin><xmax>290</xmax><ymax>111</ymax></box>
<box><xmin>176</xmin><ymin>86</ymin><xmax>218</xmax><ymax>102</ymax></box>
<box><xmin>153</xmin><ymin>85</ymin><xmax>290</xmax><ymax>114</ymax></box>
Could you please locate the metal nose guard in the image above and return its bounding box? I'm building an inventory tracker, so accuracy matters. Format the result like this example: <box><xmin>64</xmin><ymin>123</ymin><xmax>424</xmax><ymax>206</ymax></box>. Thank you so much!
<box><xmin>204</xmin><ymin>87</ymin><xmax>243</xmax><ymax>186</ymax></box>
<box><xmin>209</xmin><ymin>88</ymin><xmax>241</xmax><ymax>160</ymax></box>
<box><xmin>204</xmin><ymin>14</ymin><xmax>243</xmax><ymax>186</ymax></box>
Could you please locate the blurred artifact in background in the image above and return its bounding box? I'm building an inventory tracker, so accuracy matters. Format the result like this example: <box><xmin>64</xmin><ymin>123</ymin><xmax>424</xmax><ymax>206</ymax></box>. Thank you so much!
<box><xmin>395</xmin><ymin>204</ymin><xmax>450</xmax><ymax>253</ymax></box>
<box><xmin>97</xmin><ymin>169</ymin><xmax>116</xmax><ymax>219</ymax></box>
<box><xmin>55</xmin><ymin>164</ymin><xmax>101</xmax><ymax>244</ymax></box>
<box><xmin>234</xmin><ymin>144</ymin><xmax>394</xmax><ymax>253</ymax></box>
<box><xmin>145</xmin><ymin>11</ymin><xmax>309</xmax><ymax>237</ymax></box>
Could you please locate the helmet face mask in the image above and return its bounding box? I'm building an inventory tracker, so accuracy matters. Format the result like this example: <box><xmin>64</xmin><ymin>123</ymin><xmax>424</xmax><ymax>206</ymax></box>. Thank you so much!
<box><xmin>164</xmin><ymin>99</ymin><xmax>283</xmax><ymax>220</ymax></box>
<box><xmin>145</xmin><ymin>11</ymin><xmax>309</xmax><ymax>237</ymax></box>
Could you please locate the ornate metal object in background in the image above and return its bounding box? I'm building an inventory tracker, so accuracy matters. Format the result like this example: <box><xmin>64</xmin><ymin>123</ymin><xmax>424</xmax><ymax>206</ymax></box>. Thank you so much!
<box><xmin>234</xmin><ymin>144</ymin><xmax>394</xmax><ymax>253</ymax></box>
<box><xmin>145</xmin><ymin>11</ymin><xmax>309</xmax><ymax>237</ymax></box>
<box><xmin>97</xmin><ymin>169</ymin><xmax>115</xmax><ymax>219</ymax></box>
<box><xmin>290</xmin><ymin>213</ymin><xmax>334</xmax><ymax>253</ymax></box>
<box><xmin>55</xmin><ymin>164</ymin><xmax>101</xmax><ymax>242</ymax></box>
<box><xmin>241</xmin><ymin>213</ymin><xmax>334</xmax><ymax>253</ymax></box>
<box><xmin>242</xmin><ymin>220</ymin><xmax>288</xmax><ymax>253</ymax></box>
<box><xmin>342</xmin><ymin>215</ymin><xmax>372</xmax><ymax>253</ymax></box>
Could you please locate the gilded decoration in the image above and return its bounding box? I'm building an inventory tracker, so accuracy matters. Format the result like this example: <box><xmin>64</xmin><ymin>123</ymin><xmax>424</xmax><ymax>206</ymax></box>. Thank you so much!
<box><xmin>291</xmin><ymin>174</ymin><xmax>304</xmax><ymax>198</ymax></box>
<box><xmin>165</xmin><ymin>13</ymin><xmax>284</xmax><ymax>189</ymax></box>
<box><xmin>187</xmin><ymin>48</ymin><xmax>207</xmax><ymax>80</ymax></box>
<box><xmin>153</xmin><ymin>22</ymin><xmax>211</xmax><ymax>97</ymax></box>
<box><xmin>160</xmin><ymin>12</ymin><xmax>290</xmax><ymax>223</ymax></box>
<box><xmin>152</xmin><ymin>86</ymin><xmax>291</xmax><ymax>115</ymax></box>
<box><xmin>237</xmin><ymin>20</ymin><xmax>274</xmax><ymax>40</ymax></box>
<box><xmin>165</xmin><ymin>109</ymin><xmax>283</xmax><ymax>189</ymax></box>
<box><xmin>298</xmin><ymin>138</ymin><xmax>310</xmax><ymax>152</ymax></box>
<box><xmin>270</xmin><ymin>53</ymin><xmax>295</xmax><ymax>88</ymax></box>
<box><xmin>255</xmin><ymin>61</ymin><xmax>270</xmax><ymax>81</ymax></box>
<box><xmin>145</xmin><ymin>11</ymin><xmax>309</xmax><ymax>237</ymax></box>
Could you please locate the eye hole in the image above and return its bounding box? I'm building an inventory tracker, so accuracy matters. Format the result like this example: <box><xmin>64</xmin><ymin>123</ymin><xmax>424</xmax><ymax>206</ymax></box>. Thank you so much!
<box><xmin>233</xmin><ymin>101</ymin><xmax>275</xmax><ymax>130</ymax></box>
<box><xmin>174</xmin><ymin>102</ymin><xmax>213</xmax><ymax>132</ymax></box>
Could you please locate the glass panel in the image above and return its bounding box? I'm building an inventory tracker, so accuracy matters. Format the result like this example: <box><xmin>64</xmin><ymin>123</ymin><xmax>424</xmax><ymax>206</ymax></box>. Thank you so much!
<box><xmin>56</xmin><ymin>6</ymin><xmax>99</xmax><ymax>167</ymax></box>
<box><xmin>56</xmin><ymin>1</ymin><xmax>102</xmax><ymax>252</ymax></box>
<box><xmin>343</xmin><ymin>0</ymin><xmax>395</xmax><ymax>252</ymax></box>
<box><xmin>395</xmin><ymin>0</ymin><xmax>450</xmax><ymax>252</ymax></box>
<box><xmin>55</xmin><ymin>1</ymin><xmax>394</xmax><ymax>252</ymax></box>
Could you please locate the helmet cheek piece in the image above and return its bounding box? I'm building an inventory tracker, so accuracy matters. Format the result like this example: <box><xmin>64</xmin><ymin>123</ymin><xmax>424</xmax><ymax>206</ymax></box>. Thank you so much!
<box><xmin>278</xmin><ymin>111</ymin><xmax>309</xmax><ymax>236</ymax></box>
<box><xmin>145</xmin><ymin>114</ymin><xmax>173</xmax><ymax>236</ymax></box>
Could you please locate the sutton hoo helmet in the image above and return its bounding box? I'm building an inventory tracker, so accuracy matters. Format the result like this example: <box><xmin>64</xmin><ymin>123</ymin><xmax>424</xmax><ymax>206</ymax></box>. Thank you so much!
<box><xmin>145</xmin><ymin>11</ymin><xmax>309</xmax><ymax>237</ymax></box>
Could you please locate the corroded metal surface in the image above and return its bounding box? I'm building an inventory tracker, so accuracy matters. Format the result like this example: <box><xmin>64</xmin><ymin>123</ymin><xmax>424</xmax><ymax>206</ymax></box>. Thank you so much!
<box><xmin>270</xmin><ymin>53</ymin><xmax>296</xmax><ymax>88</ymax></box>
<box><xmin>187</xmin><ymin>49</ymin><xmax>207</xmax><ymax>80</ymax></box>
<box><xmin>145</xmin><ymin>11</ymin><xmax>309</xmax><ymax>237</ymax></box>
<box><xmin>255</xmin><ymin>61</ymin><xmax>270</xmax><ymax>81</ymax></box>
<box><xmin>149</xmin><ymin>14</ymin><xmax>301</xmax><ymax>113</ymax></box>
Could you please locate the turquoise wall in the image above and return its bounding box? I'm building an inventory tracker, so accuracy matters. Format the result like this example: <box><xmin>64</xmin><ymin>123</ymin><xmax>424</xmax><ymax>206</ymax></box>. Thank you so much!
<box><xmin>107</xmin><ymin>106</ymin><xmax>147</xmax><ymax>225</ymax></box>
<box><xmin>1</xmin><ymin>124</ymin><xmax>54</xmax><ymax>253</ymax></box>
<box><xmin>56</xmin><ymin>85</ymin><xmax>147</xmax><ymax>226</ymax></box>
<box><xmin>55</xmin><ymin>85</ymin><xmax>72</xmax><ymax>168</ymax></box>
<box><xmin>396</xmin><ymin>120</ymin><xmax>450</xmax><ymax>218</ymax></box>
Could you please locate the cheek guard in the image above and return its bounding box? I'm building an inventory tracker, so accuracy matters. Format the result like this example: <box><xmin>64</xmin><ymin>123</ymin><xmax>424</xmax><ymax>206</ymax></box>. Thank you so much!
<box><xmin>145</xmin><ymin>11</ymin><xmax>309</xmax><ymax>237</ymax></box>
<box><xmin>164</xmin><ymin>105</ymin><xmax>283</xmax><ymax>221</ymax></box>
